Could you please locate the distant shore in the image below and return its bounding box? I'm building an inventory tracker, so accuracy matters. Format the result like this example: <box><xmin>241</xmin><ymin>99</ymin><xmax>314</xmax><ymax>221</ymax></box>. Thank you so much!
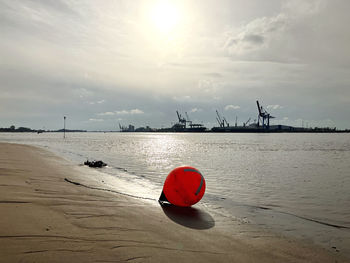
<box><xmin>0</xmin><ymin>126</ymin><xmax>86</xmax><ymax>133</ymax></box>
<box><xmin>0</xmin><ymin>143</ymin><xmax>346</xmax><ymax>262</ymax></box>
<box><xmin>1</xmin><ymin>128</ymin><xmax>349</xmax><ymax>133</ymax></box>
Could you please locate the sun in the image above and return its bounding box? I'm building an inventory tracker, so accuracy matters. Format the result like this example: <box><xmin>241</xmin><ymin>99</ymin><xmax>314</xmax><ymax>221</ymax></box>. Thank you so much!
<box><xmin>150</xmin><ymin>1</ymin><xmax>180</xmax><ymax>34</ymax></box>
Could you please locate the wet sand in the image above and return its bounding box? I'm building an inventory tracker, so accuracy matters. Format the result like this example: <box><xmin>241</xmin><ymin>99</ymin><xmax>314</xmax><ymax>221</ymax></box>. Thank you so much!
<box><xmin>0</xmin><ymin>142</ymin><xmax>346</xmax><ymax>262</ymax></box>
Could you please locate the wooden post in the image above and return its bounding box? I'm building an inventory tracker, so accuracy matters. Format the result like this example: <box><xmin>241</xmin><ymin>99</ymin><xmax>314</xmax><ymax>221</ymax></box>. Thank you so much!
<box><xmin>64</xmin><ymin>116</ymin><xmax>66</xmax><ymax>138</ymax></box>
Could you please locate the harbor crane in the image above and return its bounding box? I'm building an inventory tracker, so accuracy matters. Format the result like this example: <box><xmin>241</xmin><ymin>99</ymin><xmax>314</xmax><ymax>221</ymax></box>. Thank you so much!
<box><xmin>176</xmin><ymin>110</ymin><xmax>205</xmax><ymax>130</ymax></box>
<box><xmin>243</xmin><ymin>117</ymin><xmax>251</xmax><ymax>127</ymax></box>
<box><xmin>256</xmin><ymin>100</ymin><xmax>275</xmax><ymax>129</ymax></box>
<box><xmin>216</xmin><ymin>110</ymin><xmax>229</xmax><ymax>127</ymax></box>
<box><xmin>176</xmin><ymin>110</ymin><xmax>187</xmax><ymax>127</ymax></box>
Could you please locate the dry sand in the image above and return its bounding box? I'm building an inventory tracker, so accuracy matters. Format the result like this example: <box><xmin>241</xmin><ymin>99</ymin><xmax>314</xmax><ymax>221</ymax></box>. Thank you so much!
<box><xmin>0</xmin><ymin>142</ymin><xmax>346</xmax><ymax>262</ymax></box>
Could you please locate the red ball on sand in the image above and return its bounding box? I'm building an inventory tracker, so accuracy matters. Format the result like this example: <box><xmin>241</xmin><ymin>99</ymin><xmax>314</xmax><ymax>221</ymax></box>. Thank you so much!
<box><xmin>160</xmin><ymin>166</ymin><xmax>206</xmax><ymax>207</ymax></box>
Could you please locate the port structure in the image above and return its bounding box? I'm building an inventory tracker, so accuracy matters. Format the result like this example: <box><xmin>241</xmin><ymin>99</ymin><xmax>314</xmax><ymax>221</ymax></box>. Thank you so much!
<box><xmin>185</xmin><ymin>112</ymin><xmax>192</xmax><ymax>127</ymax></box>
<box><xmin>175</xmin><ymin>111</ymin><xmax>206</xmax><ymax>131</ymax></box>
<box><xmin>176</xmin><ymin>110</ymin><xmax>188</xmax><ymax>128</ymax></box>
<box><xmin>243</xmin><ymin>117</ymin><xmax>251</xmax><ymax>127</ymax></box>
<box><xmin>216</xmin><ymin>110</ymin><xmax>230</xmax><ymax>128</ymax></box>
<box><xmin>256</xmin><ymin>100</ymin><xmax>275</xmax><ymax>129</ymax></box>
<box><xmin>116</xmin><ymin>100</ymin><xmax>343</xmax><ymax>133</ymax></box>
<box><xmin>119</xmin><ymin>123</ymin><xmax>135</xmax><ymax>132</ymax></box>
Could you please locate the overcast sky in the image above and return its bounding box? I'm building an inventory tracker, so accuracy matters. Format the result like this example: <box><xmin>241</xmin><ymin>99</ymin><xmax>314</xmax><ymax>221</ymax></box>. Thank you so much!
<box><xmin>1</xmin><ymin>0</ymin><xmax>350</xmax><ymax>130</ymax></box>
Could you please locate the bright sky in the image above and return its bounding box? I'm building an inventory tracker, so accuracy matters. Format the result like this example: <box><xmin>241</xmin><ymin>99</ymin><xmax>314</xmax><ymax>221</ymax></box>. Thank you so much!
<box><xmin>1</xmin><ymin>0</ymin><xmax>350</xmax><ymax>130</ymax></box>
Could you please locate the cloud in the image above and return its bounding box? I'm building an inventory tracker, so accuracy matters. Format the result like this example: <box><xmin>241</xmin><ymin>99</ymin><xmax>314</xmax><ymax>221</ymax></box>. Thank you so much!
<box><xmin>267</xmin><ymin>104</ymin><xmax>283</xmax><ymax>110</ymax></box>
<box><xmin>97</xmin><ymin>111</ymin><xmax>115</xmax><ymax>116</ymax></box>
<box><xmin>190</xmin><ymin>108</ymin><xmax>202</xmax><ymax>113</ymax></box>
<box><xmin>76</xmin><ymin>88</ymin><xmax>94</xmax><ymax>99</ymax></box>
<box><xmin>172</xmin><ymin>95</ymin><xmax>192</xmax><ymax>102</ymax></box>
<box><xmin>243</xmin><ymin>34</ymin><xmax>264</xmax><ymax>44</ymax></box>
<box><xmin>97</xmin><ymin>109</ymin><xmax>144</xmax><ymax>116</ymax></box>
<box><xmin>224</xmin><ymin>1</ymin><xmax>350</xmax><ymax>67</ymax></box>
<box><xmin>89</xmin><ymin>100</ymin><xmax>105</xmax><ymax>105</ymax></box>
<box><xmin>225</xmin><ymin>14</ymin><xmax>288</xmax><ymax>57</ymax></box>
<box><xmin>1</xmin><ymin>1</ymin><xmax>350</xmax><ymax>130</ymax></box>
<box><xmin>225</xmin><ymin>105</ymin><xmax>240</xmax><ymax>111</ymax></box>
<box><xmin>197</xmin><ymin>79</ymin><xmax>225</xmax><ymax>99</ymax></box>
<box><xmin>283</xmin><ymin>0</ymin><xmax>326</xmax><ymax>16</ymax></box>
<box><xmin>116</xmin><ymin>109</ymin><xmax>144</xmax><ymax>115</ymax></box>
<box><xmin>203</xmin><ymin>72</ymin><xmax>223</xmax><ymax>78</ymax></box>
<box><xmin>89</xmin><ymin>118</ymin><xmax>104</xmax><ymax>122</ymax></box>
<box><xmin>198</xmin><ymin>79</ymin><xmax>215</xmax><ymax>91</ymax></box>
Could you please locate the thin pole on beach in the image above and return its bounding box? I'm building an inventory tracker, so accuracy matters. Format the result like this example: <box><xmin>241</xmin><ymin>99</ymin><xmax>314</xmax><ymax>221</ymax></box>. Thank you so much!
<box><xmin>64</xmin><ymin>116</ymin><xmax>66</xmax><ymax>139</ymax></box>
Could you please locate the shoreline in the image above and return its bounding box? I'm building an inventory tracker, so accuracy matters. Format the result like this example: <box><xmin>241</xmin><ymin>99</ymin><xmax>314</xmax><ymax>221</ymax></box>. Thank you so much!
<box><xmin>1</xmin><ymin>129</ymin><xmax>350</xmax><ymax>133</ymax></box>
<box><xmin>0</xmin><ymin>142</ymin><xmax>346</xmax><ymax>262</ymax></box>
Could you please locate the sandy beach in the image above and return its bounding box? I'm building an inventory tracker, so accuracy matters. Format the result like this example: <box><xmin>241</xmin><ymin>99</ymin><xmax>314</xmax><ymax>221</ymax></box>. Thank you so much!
<box><xmin>0</xmin><ymin>142</ymin><xmax>346</xmax><ymax>262</ymax></box>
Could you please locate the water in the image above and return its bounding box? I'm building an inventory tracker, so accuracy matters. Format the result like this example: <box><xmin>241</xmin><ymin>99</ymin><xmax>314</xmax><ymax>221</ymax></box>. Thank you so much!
<box><xmin>1</xmin><ymin>132</ymin><xmax>350</xmax><ymax>254</ymax></box>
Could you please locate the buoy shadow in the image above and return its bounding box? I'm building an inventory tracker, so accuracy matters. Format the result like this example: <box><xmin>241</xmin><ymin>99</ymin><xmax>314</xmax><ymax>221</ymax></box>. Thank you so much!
<box><xmin>160</xmin><ymin>203</ymin><xmax>215</xmax><ymax>230</ymax></box>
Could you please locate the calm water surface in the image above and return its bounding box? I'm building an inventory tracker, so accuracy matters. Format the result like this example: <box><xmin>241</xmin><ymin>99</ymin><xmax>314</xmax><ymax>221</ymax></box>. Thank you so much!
<box><xmin>1</xmin><ymin>132</ymin><xmax>349</xmax><ymax>253</ymax></box>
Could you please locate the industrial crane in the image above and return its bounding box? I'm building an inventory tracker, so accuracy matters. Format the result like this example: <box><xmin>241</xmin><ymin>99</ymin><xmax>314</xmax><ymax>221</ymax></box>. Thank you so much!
<box><xmin>216</xmin><ymin>110</ymin><xmax>229</xmax><ymax>127</ymax></box>
<box><xmin>243</xmin><ymin>117</ymin><xmax>251</xmax><ymax>127</ymax></box>
<box><xmin>256</xmin><ymin>100</ymin><xmax>275</xmax><ymax>129</ymax></box>
<box><xmin>215</xmin><ymin>110</ymin><xmax>223</xmax><ymax>127</ymax></box>
<box><xmin>175</xmin><ymin>110</ymin><xmax>205</xmax><ymax>130</ymax></box>
<box><xmin>176</xmin><ymin>110</ymin><xmax>187</xmax><ymax>127</ymax></box>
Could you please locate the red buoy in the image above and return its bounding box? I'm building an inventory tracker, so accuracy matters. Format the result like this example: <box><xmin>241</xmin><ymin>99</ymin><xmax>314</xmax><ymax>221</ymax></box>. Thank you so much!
<box><xmin>160</xmin><ymin>166</ymin><xmax>206</xmax><ymax>207</ymax></box>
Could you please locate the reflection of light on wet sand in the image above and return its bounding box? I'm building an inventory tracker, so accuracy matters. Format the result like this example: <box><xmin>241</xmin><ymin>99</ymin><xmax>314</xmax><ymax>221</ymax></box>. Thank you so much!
<box><xmin>80</xmin><ymin>165</ymin><xmax>161</xmax><ymax>203</ymax></box>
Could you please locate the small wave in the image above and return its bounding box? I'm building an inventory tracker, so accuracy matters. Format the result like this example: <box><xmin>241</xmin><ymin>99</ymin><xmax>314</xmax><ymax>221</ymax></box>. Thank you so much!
<box><xmin>250</xmin><ymin>204</ymin><xmax>350</xmax><ymax>230</ymax></box>
<box><xmin>277</xmin><ymin>210</ymin><xmax>350</xmax><ymax>230</ymax></box>
<box><xmin>115</xmin><ymin>167</ymin><xmax>128</xmax><ymax>172</ymax></box>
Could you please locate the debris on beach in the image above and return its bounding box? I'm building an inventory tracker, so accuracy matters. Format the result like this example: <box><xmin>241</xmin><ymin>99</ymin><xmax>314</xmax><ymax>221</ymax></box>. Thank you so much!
<box><xmin>84</xmin><ymin>160</ymin><xmax>107</xmax><ymax>168</ymax></box>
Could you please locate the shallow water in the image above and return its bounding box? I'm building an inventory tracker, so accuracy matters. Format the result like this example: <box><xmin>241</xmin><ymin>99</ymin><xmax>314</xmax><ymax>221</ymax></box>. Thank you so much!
<box><xmin>1</xmin><ymin>132</ymin><xmax>350</xmax><ymax>254</ymax></box>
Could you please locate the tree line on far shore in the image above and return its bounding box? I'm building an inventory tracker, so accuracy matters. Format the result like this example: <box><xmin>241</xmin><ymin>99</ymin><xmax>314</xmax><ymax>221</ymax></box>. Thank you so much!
<box><xmin>0</xmin><ymin>125</ymin><xmax>86</xmax><ymax>133</ymax></box>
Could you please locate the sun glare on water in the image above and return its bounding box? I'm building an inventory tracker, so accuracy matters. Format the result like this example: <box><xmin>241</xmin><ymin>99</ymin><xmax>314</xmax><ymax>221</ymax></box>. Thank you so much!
<box><xmin>150</xmin><ymin>1</ymin><xmax>180</xmax><ymax>34</ymax></box>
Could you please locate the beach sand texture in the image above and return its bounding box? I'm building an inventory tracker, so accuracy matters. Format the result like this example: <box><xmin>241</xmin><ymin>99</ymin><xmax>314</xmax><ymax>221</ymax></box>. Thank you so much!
<box><xmin>0</xmin><ymin>143</ymin><xmax>345</xmax><ymax>262</ymax></box>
